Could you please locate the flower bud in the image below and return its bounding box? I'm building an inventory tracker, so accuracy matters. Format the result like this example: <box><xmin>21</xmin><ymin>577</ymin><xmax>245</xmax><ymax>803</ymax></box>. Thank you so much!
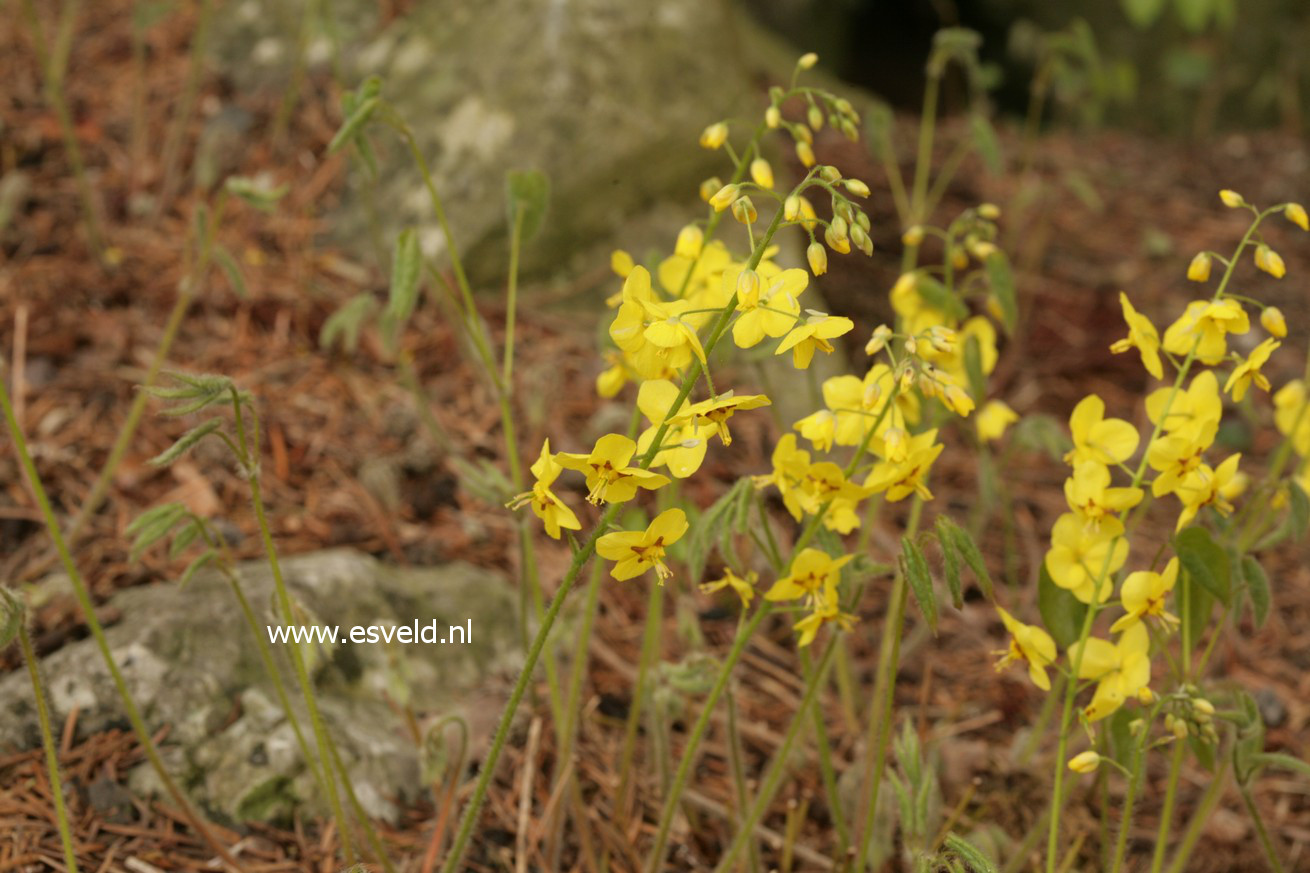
<box><xmin>971</xmin><ymin>241</ymin><xmax>998</xmax><ymax>260</ymax></box>
<box><xmin>731</xmin><ymin>196</ymin><xmax>758</xmax><ymax>225</ymax></box>
<box><xmin>1255</xmin><ymin>244</ymin><xmax>1286</xmax><ymax>278</ymax></box>
<box><xmin>699</xmin><ymin>122</ymin><xmax>729</xmax><ymax>150</ymax></box>
<box><xmin>855</xmin><ymin>210</ymin><xmax>871</xmax><ymax>232</ymax></box>
<box><xmin>795</xmin><ymin>140</ymin><xmax>816</xmax><ymax>168</ymax></box>
<box><xmin>830</xmin><ymin>216</ymin><xmax>848</xmax><ymax>238</ymax></box>
<box><xmin>798</xmin><ymin>52</ymin><xmax>819</xmax><ymax>70</ymax></box>
<box><xmin>824</xmin><ymin>226</ymin><xmax>851</xmax><ymax>254</ymax></box>
<box><xmin>807</xmin><ymin>104</ymin><xmax>824</xmax><ymax>131</ymax></box>
<box><xmin>1194</xmin><ymin>698</ymin><xmax>1215</xmax><ymax>716</ymax></box>
<box><xmin>902</xmin><ymin>225</ymin><xmax>925</xmax><ymax>247</ymax></box>
<box><xmin>749</xmin><ymin>157</ymin><xmax>775</xmax><ymax>191</ymax></box>
<box><xmin>765</xmin><ymin>106</ymin><xmax>781</xmax><ymax>129</ymax></box>
<box><xmin>797</xmin><ymin>196</ymin><xmax>818</xmax><ymax>230</ymax></box>
<box><xmin>1286</xmin><ymin>202</ymin><xmax>1309</xmax><ymax>231</ymax></box>
<box><xmin>978</xmin><ymin>202</ymin><xmax>1001</xmax><ymax>220</ymax></box>
<box><xmin>792</xmin><ymin>123</ymin><xmax>813</xmax><ymax>145</ymax></box>
<box><xmin>610</xmin><ymin>249</ymin><xmax>634</xmax><ymax>278</ymax></box>
<box><xmin>856</xmin><ymin>230</ymin><xmax>874</xmax><ymax>257</ymax></box>
<box><xmin>850</xmin><ymin>223</ymin><xmax>871</xmax><ymax>253</ymax></box>
<box><xmin>699</xmin><ymin>176</ymin><xmax>723</xmax><ymax>203</ymax></box>
<box><xmin>784</xmin><ymin>195</ymin><xmax>802</xmax><ymax>222</ymax></box>
<box><xmin>1261</xmin><ymin>306</ymin><xmax>1288</xmax><ymax>338</ymax></box>
<box><xmin>1067</xmin><ymin>751</ymin><xmax>1101</xmax><ymax>774</ymax></box>
<box><xmin>883</xmin><ymin>427</ymin><xmax>907</xmax><ymax>461</ymax></box>
<box><xmin>1219</xmin><ymin>189</ymin><xmax>1245</xmax><ymax>208</ymax></box>
<box><xmin>820</xmin><ymin>165</ymin><xmax>842</xmax><ymax>185</ymax></box>
<box><xmin>844</xmin><ymin>178</ymin><xmax>870</xmax><ymax>198</ymax></box>
<box><xmin>674</xmin><ymin>224</ymin><xmax>703</xmax><ymax>259</ymax></box>
<box><xmin>839</xmin><ymin>118</ymin><xmax>859</xmax><ymax>141</ymax></box>
<box><xmin>709</xmin><ymin>183</ymin><xmax>739</xmax><ymax>212</ymax></box>
<box><xmin>865</xmin><ymin>324</ymin><xmax>893</xmax><ymax>356</ymax></box>
<box><xmin>737</xmin><ymin>268</ymin><xmax>761</xmax><ymax>305</ymax></box>
<box><xmin>904</xmin><ymin>335</ymin><xmax>918</xmax><ymax>356</ymax></box>
<box><xmin>928</xmin><ymin>326</ymin><xmax>956</xmax><ymax>353</ymax></box>
<box><xmin>806</xmin><ymin>241</ymin><xmax>828</xmax><ymax>276</ymax></box>
<box><xmin>1187</xmin><ymin>252</ymin><xmax>1212</xmax><ymax>282</ymax></box>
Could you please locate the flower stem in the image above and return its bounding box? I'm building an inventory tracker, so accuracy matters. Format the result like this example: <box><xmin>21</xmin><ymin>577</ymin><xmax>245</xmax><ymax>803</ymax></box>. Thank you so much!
<box><xmin>1149</xmin><ymin>741</ymin><xmax>1186</xmax><ymax>873</ymax></box>
<box><xmin>19</xmin><ymin>618</ymin><xmax>81</xmax><ymax>873</ymax></box>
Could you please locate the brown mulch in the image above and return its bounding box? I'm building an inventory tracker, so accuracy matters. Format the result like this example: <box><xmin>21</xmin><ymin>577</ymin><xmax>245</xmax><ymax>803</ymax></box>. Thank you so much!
<box><xmin>2</xmin><ymin>1</ymin><xmax>1309</xmax><ymax>871</ymax></box>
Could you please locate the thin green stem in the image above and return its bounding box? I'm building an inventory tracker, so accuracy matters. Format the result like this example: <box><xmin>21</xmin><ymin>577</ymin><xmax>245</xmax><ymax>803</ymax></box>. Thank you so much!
<box><xmin>726</xmin><ymin>687</ymin><xmax>763</xmax><ymax>873</ymax></box>
<box><xmin>1163</xmin><ymin>754</ymin><xmax>1229</xmax><ymax>873</ymax></box>
<box><xmin>0</xmin><ymin>375</ymin><xmax>246</xmax><ymax>872</ymax></box>
<box><xmin>1109</xmin><ymin>719</ymin><xmax>1148</xmax><ymax>873</ymax></box>
<box><xmin>802</xmin><ymin>647</ymin><xmax>851</xmax><ymax>852</ymax></box>
<box><xmin>155</xmin><ymin>0</ymin><xmax>214</xmax><ymax>213</ymax></box>
<box><xmin>19</xmin><ymin>619</ymin><xmax>81</xmax><ymax>872</ymax></box>
<box><xmin>1149</xmin><ymin>742</ymin><xmax>1187</xmax><ymax>873</ymax></box>
<box><xmin>1240</xmin><ymin>783</ymin><xmax>1287</xmax><ymax>873</ymax></box>
<box><xmin>503</xmin><ymin>209</ymin><xmax>525</xmax><ymax>387</ymax></box>
<box><xmin>613</xmin><ymin>573</ymin><xmax>664</xmax><ymax>833</ymax></box>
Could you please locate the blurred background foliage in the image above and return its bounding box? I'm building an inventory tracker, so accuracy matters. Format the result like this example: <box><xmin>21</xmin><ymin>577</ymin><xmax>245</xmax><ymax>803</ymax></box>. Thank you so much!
<box><xmin>745</xmin><ymin>0</ymin><xmax>1309</xmax><ymax>137</ymax></box>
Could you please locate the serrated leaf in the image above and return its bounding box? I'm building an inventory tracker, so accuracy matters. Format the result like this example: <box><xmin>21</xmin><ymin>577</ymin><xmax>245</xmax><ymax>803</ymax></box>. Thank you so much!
<box><xmin>127</xmin><ymin>502</ymin><xmax>188</xmax><ymax>536</ymax></box>
<box><xmin>149</xmin><ymin>419</ymin><xmax>224</xmax><ymax>467</ymax></box>
<box><xmin>128</xmin><ymin>503</ymin><xmax>188</xmax><ymax>560</ymax></box>
<box><xmin>505</xmin><ymin>170</ymin><xmax>549</xmax><ymax>243</ymax></box>
<box><xmin>387</xmin><ymin>228</ymin><xmax>422</xmax><ymax>325</ymax></box>
<box><xmin>939</xmin><ymin>515</ymin><xmax>994</xmax><ymax>600</ymax></box>
<box><xmin>178</xmin><ymin>550</ymin><xmax>216</xmax><ymax>587</ymax></box>
<box><xmin>944</xmin><ymin>833</ymin><xmax>998</xmax><ymax>873</ymax></box>
<box><xmin>212</xmin><ymin>246</ymin><xmax>247</xmax><ymax>298</ymax></box>
<box><xmin>328</xmin><ymin>95</ymin><xmax>380</xmax><ymax>155</ymax></box>
<box><xmin>1038</xmin><ymin>561</ymin><xmax>1087</xmax><ymax>649</ymax></box>
<box><xmin>1241</xmin><ymin>555</ymin><xmax>1270</xmax><ymax>628</ymax></box>
<box><xmin>936</xmin><ymin>522</ymin><xmax>963</xmax><ymax>609</ymax></box>
<box><xmin>168</xmin><ymin>519</ymin><xmax>202</xmax><ymax>559</ymax></box>
<box><xmin>1175</xmin><ymin>525</ymin><xmax>1230</xmax><ymax>606</ymax></box>
<box><xmin>969</xmin><ymin>113</ymin><xmax>1002</xmax><ymax>175</ymax></box>
<box><xmin>1122</xmin><ymin>0</ymin><xmax>1168</xmax><ymax>28</ymax></box>
<box><xmin>901</xmin><ymin>536</ymin><xmax>938</xmax><ymax>635</ymax></box>
<box><xmin>685</xmin><ymin>481</ymin><xmax>749</xmax><ymax>582</ymax></box>
<box><xmin>319</xmin><ymin>294</ymin><xmax>377</xmax><ymax>354</ymax></box>
<box><xmin>984</xmin><ymin>251</ymin><xmax>1018</xmax><ymax>334</ymax></box>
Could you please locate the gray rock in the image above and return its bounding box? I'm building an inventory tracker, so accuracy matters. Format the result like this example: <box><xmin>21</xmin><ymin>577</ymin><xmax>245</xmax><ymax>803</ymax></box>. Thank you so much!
<box><xmin>0</xmin><ymin>550</ymin><xmax>524</xmax><ymax>825</ymax></box>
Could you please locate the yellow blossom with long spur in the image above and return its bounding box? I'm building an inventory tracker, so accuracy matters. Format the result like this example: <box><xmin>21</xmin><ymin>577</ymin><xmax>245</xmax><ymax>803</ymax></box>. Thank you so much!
<box><xmin>597</xmin><ymin>508</ymin><xmax>689</xmax><ymax>583</ymax></box>
<box><xmin>775</xmin><ymin>310</ymin><xmax>855</xmax><ymax>369</ymax></box>
<box><xmin>994</xmin><ymin>607</ymin><xmax>1058</xmax><ymax>691</ymax></box>
<box><xmin>1145</xmin><ymin>370</ymin><xmax>1222</xmax><ymax>447</ymax></box>
<box><xmin>635</xmin><ymin>380</ymin><xmax>714</xmax><ymax>479</ymax></box>
<box><xmin>1045</xmin><ymin>512</ymin><xmax>1128</xmax><ymax>604</ymax></box>
<box><xmin>796</xmin><ymin>462</ymin><xmax>874</xmax><ymax>519</ymax></box>
<box><xmin>1064</xmin><ymin>461</ymin><xmax>1144</xmax><ymax>527</ymax></box>
<box><xmin>863</xmin><ymin>429</ymin><xmax>944</xmax><ymax>502</ymax></box>
<box><xmin>1224</xmin><ymin>337</ymin><xmax>1280</xmax><ymax>402</ymax></box>
<box><xmin>657</xmin><ymin>239</ymin><xmax>737</xmax><ymax>304</ymax></box>
<box><xmin>1173</xmin><ymin>453</ymin><xmax>1242</xmax><ymax>531</ymax></box>
<box><xmin>609</xmin><ymin>267</ymin><xmax>696</xmax><ymax>378</ymax></box>
<box><xmin>976</xmin><ymin>399</ymin><xmax>1018</xmax><ymax>442</ymax></box>
<box><xmin>556</xmin><ymin>433</ymin><xmax>670</xmax><ymax>505</ymax></box>
<box><xmin>730</xmin><ymin>267</ymin><xmax>807</xmax><ymax>349</ymax></box>
<box><xmin>700</xmin><ymin>568</ymin><xmax>757</xmax><ymax>607</ymax></box>
<box><xmin>792</xmin><ymin>588</ymin><xmax>857</xmax><ymax>648</ymax></box>
<box><xmin>1161</xmin><ymin>298</ymin><xmax>1250</xmax><ymax>365</ymax></box>
<box><xmin>672</xmin><ymin>391</ymin><xmax>772</xmax><ymax>446</ymax></box>
<box><xmin>754</xmin><ymin>433</ymin><xmax>812</xmax><ymax>521</ymax></box>
<box><xmin>1111</xmin><ymin>558</ymin><xmax>1181</xmax><ymax>633</ymax></box>
<box><xmin>764</xmin><ymin>547</ymin><xmax>854</xmax><ymax>610</ymax></box>
<box><xmin>1110</xmin><ymin>292</ymin><xmax>1163</xmax><ymax>379</ymax></box>
<box><xmin>506</xmin><ymin>440</ymin><xmax>581</xmax><ymax>540</ymax></box>
<box><xmin>1064</xmin><ymin>395</ymin><xmax>1140</xmax><ymax>467</ymax></box>
<box><xmin>1069</xmin><ymin>623</ymin><xmax>1152</xmax><ymax>721</ymax></box>
<box><xmin>793</xmin><ymin>364</ymin><xmax>918</xmax><ymax>453</ymax></box>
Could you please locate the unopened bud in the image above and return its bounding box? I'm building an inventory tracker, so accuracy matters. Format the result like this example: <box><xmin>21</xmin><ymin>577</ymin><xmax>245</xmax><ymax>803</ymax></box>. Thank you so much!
<box><xmin>824</xmin><ymin>226</ymin><xmax>851</xmax><ymax>255</ymax></box>
<box><xmin>978</xmin><ymin>202</ymin><xmax>1001</xmax><ymax>220</ymax></box>
<box><xmin>1219</xmin><ymin>189</ymin><xmax>1245</xmax><ymax>208</ymax></box>
<box><xmin>904</xmin><ymin>335</ymin><xmax>918</xmax><ymax>356</ymax></box>
<box><xmin>865</xmin><ymin>325</ymin><xmax>893</xmax><ymax>356</ymax></box>
<box><xmin>1261</xmin><ymin>306</ymin><xmax>1288</xmax><ymax>338</ymax></box>
<box><xmin>709</xmin><ymin>184</ymin><xmax>739</xmax><ymax>212</ymax></box>
<box><xmin>731</xmin><ymin>196</ymin><xmax>758</xmax><ymax>225</ymax></box>
<box><xmin>807</xmin><ymin>241</ymin><xmax>828</xmax><ymax>276</ymax></box>
<box><xmin>1067</xmin><ymin>751</ymin><xmax>1101</xmax><ymax>774</ymax></box>
<box><xmin>765</xmin><ymin>106</ymin><xmax>782</xmax><ymax>129</ymax></box>
<box><xmin>1194</xmin><ymin>698</ymin><xmax>1215</xmax><ymax>717</ymax></box>
<box><xmin>1187</xmin><ymin>252</ymin><xmax>1212</xmax><ymax>282</ymax></box>
<box><xmin>750</xmin><ymin>158</ymin><xmax>775</xmax><ymax>191</ymax></box>
<box><xmin>844</xmin><ymin>178</ymin><xmax>870</xmax><ymax>198</ymax></box>
<box><xmin>902</xmin><ymin>225</ymin><xmax>925</xmax><ymax>247</ymax></box>
<box><xmin>807</xmin><ymin>104</ymin><xmax>824</xmax><ymax>131</ymax></box>
<box><xmin>737</xmin><ymin>268</ymin><xmax>761</xmax><ymax>305</ymax></box>
<box><xmin>1255</xmin><ymin>244</ymin><xmax>1286</xmax><ymax>279</ymax></box>
<box><xmin>700</xmin><ymin>176</ymin><xmax>724</xmax><ymax>203</ymax></box>
<box><xmin>784</xmin><ymin>195</ymin><xmax>802</xmax><ymax>222</ymax></box>
<box><xmin>820</xmin><ymin>165</ymin><xmax>842</xmax><ymax>185</ymax></box>
<box><xmin>797</xmin><ymin>52</ymin><xmax>819</xmax><ymax>70</ymax></box>
<box><xmin>674</xmin><ymin>224</ymin><xmax>703</xmax><ymax>258</ymax></box>
<box><xmin>1286</xmin><ymin>202</ymin><xmax>1309</xmax><ymax>231</ymax></box>
<box><xmin>795</xmin><ymin>140</ymin><xmax>816</xmax><ymax>168</ymax></box>
<box><xmin>699</xmin><ymin>122</ymin><xmax>729</xmax><ymax>150</ymax></box>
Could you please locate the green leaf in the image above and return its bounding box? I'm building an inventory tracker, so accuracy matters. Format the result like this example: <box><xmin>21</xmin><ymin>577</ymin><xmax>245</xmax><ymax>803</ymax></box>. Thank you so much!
<box><xmin>224</xmin><ymin>176</ymin><xmax>289</xmax><ymax>212</ymax></box>
<box><xmin>685</xmin><ymin>479</ymin><xmax>751</xmax><ymax>582</ymax></box>
<box><xmin>939</xmin><ymin>515</ymin><xmax>993</xmax><ymax>601</ymax></box>
<box><xmin>1181</xmin><ymin>573</ymin><xmax>1214</xmax><ymax>656</ymax></box>
<box><xmin>0</xmin><ymin>589</ymin><xmax>26</xmax><ymax>650</ymax></box>
<box><xmin>168</xmin><ymin>519</ymin><xmax>202</xmax><ymax>560</ymax></box>
<box><xmin>1241</xmin><ymin>555</ymin><xmax>1270</xmax><ymax>629</ymax></box>
<box><xmin>1038</xmin><ymin>561</ymin><xmax>1087</xmax><ymax>649</ymax></box>
<box><xmin>387</xmin><ymin>228</ymin><xmax>423</xmax><ymax>325</ymax></box>
<box><xmin>913</xmin><ymin>273</ymin><xmax>969</xmax><ymax>321</ymax></box>
<box><xmin>969</xmin><ymin>113</ymin><xmax>1002</xmax><ymax>175</ymax></box>
<box><xmin>1251</xmin><ymin>752</ymin><xmax>1310</xmax><ymax>779</ymax></box>
<box><xmin>212</xmin><ymin>246</ymin><xmax>247</xmax><ymax>299</ymax></box>
<box><xmin>328</xmin><ymin>95</ymin><xmax>381</xmax><ymax>155</ymax></box>
<box><xmin>148</xmin><ymin>419</ymin><xmax>224</xmax><ymax>468</ymax></box>
<box><xmin>1108</xmin><ymin>707</ymin><xmax>1137</xmax><ymax>765</ymax></box>
<box><xmin>127</xmin><ymin>503</ymin><xmax>188</xmax><ymax>560</ymax></box>
<box><xmin>1121</xmin><ymin>0</ymin><xmax>1168</xmax><ymax>28</ymax></box>
<box><xmin>1173</xmin><ymin>0</ymin><xmax>1214</xmax><ymax>33</ymax></box>
<box><xmin>901</xmin><ymin>536</ymin><xmax>938</xmax><ymax>636</ymax></box>
<box><xmin>863</xmin><ymin>101</ymin><xmax>895</xmax><ymax>160</ymax></box>
<box><xmin>936</xmin><ymin>520</ymin><xmax>963</xmax><ymax>609</ymax></box>
<box><xmin>944</xmin><ymin>833</ymin><xmax>998</xmax><ymax>873</ymax></box>
<box><xmin>1175</xmin><ymin>526</ymin><xmax>1230</xmax><ymax>606</ymax></box>
<box><xmin>1289</xmin><ymin>481</ymin><xmax>1309</xmax><ymax>540</ymax></box>
<box><xmin>963</xmin><ymin>334</ymin><xmax>987</xmax><ymax>401</ymax></box>
<box><xmin>319</xmin><ymin>294</ymin><xmax>378</xmax><ymax>354</ymax></box>
<box><xmin>1010</xmin><ymin>413</ymin><xmax>1071</xmax><ymax>462</ymax></box>
<box><xmin>505</xmin><ymin>170</ymin><xmax>550</xmax><ymax>242</ymax></box>
<box><xmin>984</xmin><ymin>251</ymin><xmax>1018</xmax><ymax>335</ymax></box>
<box><xmin>178</xmin><ymin>550</ymin><xmax>216</xmax><ymax>588</ymax></box>
<box><xmin>1188</xmin><ymin>729</ymin><xmax>1216</xmax><ymax>772</ymax></box>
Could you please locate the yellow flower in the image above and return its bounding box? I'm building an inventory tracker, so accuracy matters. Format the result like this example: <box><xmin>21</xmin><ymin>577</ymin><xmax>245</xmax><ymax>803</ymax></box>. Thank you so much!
<box><xmin>1065</xmin><ymin>395</ymin><xmax>1140</xmax><ymax>467</ymax></box>
<box><xmin>1070</xmin><ymin>623</ymin><xmax>1152</xmax><ymax>721</ymax></box>
<box><xmin>976</xmin><ymin>400</ymin><xmax>1018</xmax><ymax>442</ymax></box>
<box><xmin>775</xmin><ymin>311</ymin><xmax>855</xmax><ymax>369</ymax></box>
<box><xmin>1224</xmin><ymin>337</ymin><xmax>1280</xmax><ymax>402</ymax></box>
<box><xmin>1111</xmin><ymin>558</ymin><xmax>1180</xmax><ymax>633</ymax></box>
<box><xmin>1174</xmin><ymin>453</ymin><xmax>1241</xmax><ymax>531</ymax></box>
<box><xmin>610</xmin><ymin>249</ymin><xmax>635</xmax><ymax>279</ymax></box>
<box><xmin>1286</xmin><ymin>202</ymin><xmax>1309</xmax><ymax>231</ymax></box>
<box><xmin>673</xmin><ymin>391</ymin><xmax>772</xmax><ymax>446</ymax></box>
<box><xmin>658</xmin><ymin>239</ymin><xmax>735</xmax><ymax>302</ymax></box>
<box><xmin>699</xmin><ymin>122</ymin><xmax>728</xmax><ymax>150</ymax></box>
<box><xmin>796</xmin><ymin>461</ymin><xmax>873</xmax><ymax>517</ymax></box>
<box><xmin>807</xmin><ymin>241</ymin><xmax>828</xmax><ymax>276</ymax></box>
<box><xmin>674</xmin><ymin>224</ymin><xmax>704</xmax><ymax>259</ymax></box>
<box><xmin>1068</xmin><ymin>751</ymin><xmax>1102</xmax><ymax>774</ymax></box>
<box><xmin>635</xmin><ymin>380</ymin><xmax>713</xmax><ymax>479</ymax></box>
<box><xmin>731</xmin><ymin>267</ymin><xmax>807</xmax><ymax>349</ymax></box>
<box><xmin>794</xmin><ymin>364</ymin><xmax>917</xmax><ymax>453</ymax></box>
<box><xmin>597</xmin><ymin>508</ymin><xmax>689</xmax><ymax>583</ymax></box>
<box><xmin>609</xmin><ymin>267</ymin><xmax>695</xmax><ymax>378</ymax></box>
<box><xmin>700</xmin><ymin>568</ymin><xmax>757</xmax><ymax>607</ymax></box>
<box><xmin>1260</xmin><ymin>306</ymin><xmax>1287</xmax><ymax>338</ymax></box>
<box><xmin>506</xmin><ymin>440</ymin><xmax>581</xmax><ymax>539</ymax></box>
<box><xmin>1254</xmin><ymin>244</ymin><xmax>1286</xmax><ymax>279</ymax></box>
<box><xmin>556</xmin><ymin>433</ymin><xmax>670</xmax><ymax>505</ymax></box>
<box><xmin>1273</xmin><ymin>380</ymin><xmax>1310</xmax><ymax>456</ymax></box>
<box><xmin>1064</xmin><ymin>461</ymin><xmax>1144</xmax><ymax>527</ymax></box>
<box><xmin>1145</xmin><ymin>370</ymin><xmax>1221</xmax><ymax>446</ymax></box>
<box><xmin>863</xmin><ymin>429</ymin><xmax>944</xmax><ymax>502</ymax></box>
<box><xmin>1044</xmin><ymin>512</ymin><xmax>1127</xmax><ymax>604</ymax></box>
<box><xmin>1110</xmin><ymin>292</ymin><xmax>1163</xmax><ymax>379</ymax></box>
<box><xmin>1186</xmin><ymin>253</ymin><xmax>1212</xmax><ymax>283</ymax></box>
<box><xmin>994</xmin><ymin>606</ymin><xmax>1057</xmax><ymax>690</ymax></box>
<box><xmin>754</xmin><ymin>433</ymin><xmax>812</xmax><ymax>521</ymax></box>
<box><xmin>764</xmin><ymin>548</ymin><xmax>854</xmax><ymax>610</ymax></box>
<box><xmin>1162</xmin><ymin>298</ymin><xmax>1250</xmax><ymax>366</ymax></box>
<box><xmin>792</xmin><ymin>590</ymin><xmax>856</xmax><ymax>647</ymax></box>
<box><xmin>641</xmin><ymin>298</ymin><xmax>709</xmax><ymax>366</ymax></box>
<box><xmin>1148</xmin><ymin>433</ymin><xmax>1210</xmax><ymax>499</ymax></box>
